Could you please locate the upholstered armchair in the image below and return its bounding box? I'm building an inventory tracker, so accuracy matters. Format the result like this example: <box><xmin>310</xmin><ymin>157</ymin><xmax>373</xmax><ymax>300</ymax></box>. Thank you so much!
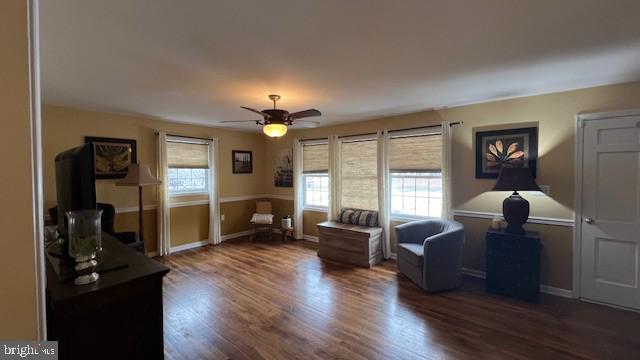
<box><xmin>395</xmin><ymin>219</ymin><xmax>465</xmax><ymax>292</ymax></box>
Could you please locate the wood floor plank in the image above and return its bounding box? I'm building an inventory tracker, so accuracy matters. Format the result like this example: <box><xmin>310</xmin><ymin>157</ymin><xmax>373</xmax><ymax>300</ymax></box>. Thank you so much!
<box><xmin>158</xmin><ymin>238</ymin><xmax>640</xmax><ymax>360</ymax></box>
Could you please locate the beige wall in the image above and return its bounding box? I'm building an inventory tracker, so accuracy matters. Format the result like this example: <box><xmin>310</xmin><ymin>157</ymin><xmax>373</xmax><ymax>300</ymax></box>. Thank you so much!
<box><xmin>270</xmin><ymin>81</ymin><xmax>640</xmax><ymax>290</ymax></box>
<box><xmin>0</xmin><ymin>0</ymin><xmax>39</xmax><ymax>339</ymax></box>
<box><xmin>170</xmin><ymin>205</ymin><xmax>209</xmax><ymax>246</ymax></box>
<box><xmin>42</xmin><ymin>105</ymin><xmax>269</xmax><ymax>251</ymax></box>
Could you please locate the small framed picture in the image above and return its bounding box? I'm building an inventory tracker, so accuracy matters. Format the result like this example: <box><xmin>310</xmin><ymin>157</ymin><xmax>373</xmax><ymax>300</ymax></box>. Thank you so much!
<box><xmin>475</xmin><ymin>127</ymin><xmax>538</xmax><ymax>179</ymax></box>
<box><xmin>85</xmin><ymin>136</ymin><xmax>137</xmax><ymax>179</ymax></box>
<box><xmin>232</xmin><ymin>150</ymin><xmax>253</xmax><ymax>174</ymax></box>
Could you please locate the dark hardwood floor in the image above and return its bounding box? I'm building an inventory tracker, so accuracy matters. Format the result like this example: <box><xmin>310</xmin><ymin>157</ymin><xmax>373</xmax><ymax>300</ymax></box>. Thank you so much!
<box><xmin>158</xmin><ymin>238</ymin><xmax>640</xmax><ymax>360</ymax></box>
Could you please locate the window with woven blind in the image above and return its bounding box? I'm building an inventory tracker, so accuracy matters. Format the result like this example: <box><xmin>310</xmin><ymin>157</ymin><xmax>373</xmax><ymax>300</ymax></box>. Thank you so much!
<box><xmin>302</xmin><ymin>143</ymin><xmax>328</xmax><ymax>174</ymax></box>
<box><xmin>302</xmin><ymin>143</ymin><xmax>329</xmax><ymax>208</ymax></box>
<box><xmin>340</xmin><ymin>139</ymin><xmax>378</xmax><ymax>211</ymax></box>
<box><xmin>167</xmin><ymin>141</ymin><xmax>209</xmax><ymax>169</ymax></box>
<box><xmin>167</xmin><ymin>140</ymin><xmax>209</xmax><ymax>195</ymax></box>
<box><xmin>389</xmin><ymin>133</ymin><xmax>442</xmax><ymax>218</ymax></box>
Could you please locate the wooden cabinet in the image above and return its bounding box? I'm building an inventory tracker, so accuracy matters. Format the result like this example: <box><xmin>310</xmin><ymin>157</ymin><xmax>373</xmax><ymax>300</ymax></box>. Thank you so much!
<box><xmin>317</xmin><ymin>221</ymin><xmax>382</xmax><ymax>267</ymax></box>
<box><xmin>486</xmin><ymin>229</ymin><xmax>541</xmax><ymax>303</ymax></box>
<box><xmin>46</xmin><ymin>233</ymin><xmax>170</xmax><ymax>359</ymax></box>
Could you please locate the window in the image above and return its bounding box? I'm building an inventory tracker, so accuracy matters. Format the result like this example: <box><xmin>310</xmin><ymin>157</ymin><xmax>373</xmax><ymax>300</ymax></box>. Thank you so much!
<box><xmin>389</xmin><ymin>133</ymin><xmax>442</xmax><ymax>218</ymax></box>
<box><xmin>302</xmin><ymin>142</ymin><xmax>328</xmax><ymax>209</ymax></box>
<box><xmin>166</xmin><ymin>140</ymin><xmax>209</xmax><ymax>195</ymax></box>
<box><xmin>340</xmin><ymin>138</ymin><xmax>378</xmax><ymax>211</ymax></box>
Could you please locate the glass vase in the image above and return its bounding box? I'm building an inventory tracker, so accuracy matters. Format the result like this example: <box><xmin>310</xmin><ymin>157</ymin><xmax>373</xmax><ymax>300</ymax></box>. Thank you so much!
<box><xmin>66</xmin><ymin>209</ymin><xmax>102</xmax><ymax>285</ymax></box>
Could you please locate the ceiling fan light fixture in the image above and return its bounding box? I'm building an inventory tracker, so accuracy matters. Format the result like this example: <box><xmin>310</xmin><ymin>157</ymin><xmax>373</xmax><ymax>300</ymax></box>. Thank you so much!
<box><xmin>263</xmin><ymin>123</ymin><xmax>288</xmax><ymax>138</ymax></box>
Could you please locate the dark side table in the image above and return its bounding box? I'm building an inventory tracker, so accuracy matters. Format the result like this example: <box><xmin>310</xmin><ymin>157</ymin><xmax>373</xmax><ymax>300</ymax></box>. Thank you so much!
<box><xmin>486</xmin><ymin>228</ymin><xmax>541</xmax><ymax>303</ymax></box>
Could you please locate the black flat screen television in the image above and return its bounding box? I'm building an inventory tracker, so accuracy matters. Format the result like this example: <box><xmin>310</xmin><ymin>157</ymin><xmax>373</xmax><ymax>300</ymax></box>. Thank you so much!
<box><xmin>55</xmin><ymin>143</ymin><xmax>97</xmax><ymax>238</ymax></box>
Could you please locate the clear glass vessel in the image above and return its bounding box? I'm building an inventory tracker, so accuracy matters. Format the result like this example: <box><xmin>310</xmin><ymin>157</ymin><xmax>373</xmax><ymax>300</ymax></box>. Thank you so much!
<box><xmin>66</xmin><ymin>209</ymin><xmax>103</xmax><ymax>261</ymax></box>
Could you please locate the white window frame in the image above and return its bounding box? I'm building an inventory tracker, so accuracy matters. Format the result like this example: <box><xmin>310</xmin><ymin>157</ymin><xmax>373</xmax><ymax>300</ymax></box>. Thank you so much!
<box><xmin>302</xmin><ymin>172</ymin><xmax>329</xmax><ymax>212</ymax></box>
<box><xmin>390</xmin><ymin>171</ymin><xmax>442</xmax><ymax>220</ymax></box>
<box><xmin>168</xmin><ymin>167</ymin><xmax>209</xmax><ymax>197</ymax></box>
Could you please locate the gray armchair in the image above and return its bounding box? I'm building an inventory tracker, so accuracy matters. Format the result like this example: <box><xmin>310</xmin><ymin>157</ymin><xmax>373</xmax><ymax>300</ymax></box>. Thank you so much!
<box><xmin>395</xmin><ymin>219</ymin><xmax>465</xmax><ymax>292</ymax></box>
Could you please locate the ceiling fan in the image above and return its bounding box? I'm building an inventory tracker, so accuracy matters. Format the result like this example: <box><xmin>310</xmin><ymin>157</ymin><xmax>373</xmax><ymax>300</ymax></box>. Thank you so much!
<box><xmin>221</xmin><ymin>94</ymin><xmax>321</xmax><ymax>137</ymax></box>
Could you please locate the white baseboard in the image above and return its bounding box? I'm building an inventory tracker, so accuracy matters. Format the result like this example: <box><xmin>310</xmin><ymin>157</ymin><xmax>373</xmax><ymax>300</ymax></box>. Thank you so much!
<box><xmin>461</xmin><ymin>267</ymin><xmax>573</xmax><ymax>298</ymax></box>
<box><xmin>170</xmin><ymin>240</ymin><xmax>209</xmax><ymax>253</ymax></box>
<box><xmin>147</xmin><ymin>251</ymin><xmax>158</xmax><ymax>258</ymax></box>
<box><xmin>303</xmin><ymin>234</ymin><xmax>319</xmax><ymax>242</ymax></box>
<box><xmin>220</xmin><ymin>230</ymin><xmax>252</xmax><ymax>241</ymax></box>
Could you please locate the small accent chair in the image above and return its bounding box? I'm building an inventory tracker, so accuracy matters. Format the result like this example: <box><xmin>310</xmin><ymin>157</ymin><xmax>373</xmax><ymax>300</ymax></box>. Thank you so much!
<box><xmin>250</xmin><ymin>201</ymin><xmax>274</xmax><ymax>241</ymax></box>
<box><xmin>395</xmin><ymin>219</ymin><xmax>465</xmax><ymax>292</ymax></box>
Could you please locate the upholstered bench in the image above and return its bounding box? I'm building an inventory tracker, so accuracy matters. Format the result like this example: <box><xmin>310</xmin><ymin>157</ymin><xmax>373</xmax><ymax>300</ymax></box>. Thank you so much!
<box><xmin>317</xmin><ymin>221</ymin><xmax>383</xmax><ymax>267</ymax></box>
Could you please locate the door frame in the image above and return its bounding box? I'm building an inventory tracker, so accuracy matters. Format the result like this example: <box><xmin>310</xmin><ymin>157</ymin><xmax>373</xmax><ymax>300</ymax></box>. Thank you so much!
<box><xmin>573</xmin><ymin>109</ymin><xmax>640</xmax><ymax>301</ymax></box>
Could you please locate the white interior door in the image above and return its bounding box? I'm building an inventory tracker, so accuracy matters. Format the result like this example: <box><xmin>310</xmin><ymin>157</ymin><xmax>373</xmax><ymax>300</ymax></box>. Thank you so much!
<box><xmin>580</xmin><ymin>114</ymin><xmax>640</xmax><ymax>310</ymax></box>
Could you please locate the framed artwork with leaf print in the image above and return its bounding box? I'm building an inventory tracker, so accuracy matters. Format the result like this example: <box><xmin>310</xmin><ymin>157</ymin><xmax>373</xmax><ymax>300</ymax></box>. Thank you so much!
<box><xmin>475</xmin><ymin>127</ymin><xmax>538</xmax><ymax>179</ymax></box>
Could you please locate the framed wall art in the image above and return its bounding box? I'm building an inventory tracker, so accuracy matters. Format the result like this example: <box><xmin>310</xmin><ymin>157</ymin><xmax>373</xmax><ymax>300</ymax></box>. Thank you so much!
<box><xmin>232</xmin><ymin>150</ymin><xmax>253</xmax><ymax>174</ymax></box>
<box><xmin>85</xmin><ymin>136</ymin><xmax>137</xmax><ymax>179</ymax></box>
<box><xmin>274</xmin><ymin>148</ymin><xmax>293</xmax><ymax>187</ymax></box>
<box><xmin>475</xmin><ymin>127</ymin><xmax>538</xmax><ymax>179</ymax></box>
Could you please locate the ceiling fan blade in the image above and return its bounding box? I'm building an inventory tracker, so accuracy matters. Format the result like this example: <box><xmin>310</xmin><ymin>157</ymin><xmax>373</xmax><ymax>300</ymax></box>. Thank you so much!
<box><xmin>288</xmin><ymin>109</ymin><xmax>321</xmax><ymax>120</ymax></box>
<box><xmin>290</xmin><ymin>119</ymin><xmax>320</xmax><ymax>128</ymax></box>
<box><xmin>220</xmin><ymin>120</ymin><xmax>262</xmax><ymax>123</ymax></box>
<box><xmin>240</xmin><ymin>106</ymin><xmax>270</xmax><ymax>118</ymax></box>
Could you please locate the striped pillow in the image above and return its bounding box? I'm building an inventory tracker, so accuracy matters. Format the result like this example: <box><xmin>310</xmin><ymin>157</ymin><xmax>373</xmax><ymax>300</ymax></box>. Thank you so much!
<box><xmin>338</xmin><ymin>208</ymin><xmax>378</xmax><ymax>227</ymax></box>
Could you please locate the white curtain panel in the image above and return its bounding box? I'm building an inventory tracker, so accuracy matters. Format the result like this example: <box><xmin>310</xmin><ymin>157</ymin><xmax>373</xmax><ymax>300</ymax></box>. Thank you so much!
<box><xmin>156</xmin><ymin>132</ymin><xmax>171</xmax><ymax>256</ymax></box>
<box><xmin>208</xmin><ymin>139</ymin><xmax>222</xmax><ymax>245</ymax></box>
<box><xmin>328</xmin><ymin>135</ymin><xmax>341</xmax><ymax>221</ymax></box>
<box><xmin>441</xmin><ymin>121</ymin><xmax>454</xmax><ymax>220</ymax></box>
<box><xmin>292</xmin><ymin>139</ymin><xmax>304</xmax><ymax>239</ymax></box>
<box><xmin>377</xmin><ymin>131</ymin><xmax>392</xmax><ymax>259</ymax></box>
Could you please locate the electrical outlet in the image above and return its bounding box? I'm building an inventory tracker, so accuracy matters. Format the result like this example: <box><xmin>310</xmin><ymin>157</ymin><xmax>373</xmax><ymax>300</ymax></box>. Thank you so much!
<box><xmin>220</xmin><ymin>214</ymin><xmax>225</xmax><ymax>221</ymax></box>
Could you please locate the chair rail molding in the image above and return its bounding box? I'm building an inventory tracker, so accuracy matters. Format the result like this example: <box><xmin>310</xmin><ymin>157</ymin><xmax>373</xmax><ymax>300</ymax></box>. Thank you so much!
<box><xmin>453</xmin><ymin>209</ymin><xmax>574</xmax><ymax>227</ymax></box>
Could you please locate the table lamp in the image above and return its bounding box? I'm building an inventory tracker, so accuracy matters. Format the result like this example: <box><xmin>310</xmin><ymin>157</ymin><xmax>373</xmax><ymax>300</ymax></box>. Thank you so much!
<box><xmin>116</xmin><ymin>163</ymin><xmax>161</xmax><ymax>247</ymax></box>
<box><xmin>492</xmin><ymin>167</ymin><xmax>541</xmax><ymax>234</ymax></box>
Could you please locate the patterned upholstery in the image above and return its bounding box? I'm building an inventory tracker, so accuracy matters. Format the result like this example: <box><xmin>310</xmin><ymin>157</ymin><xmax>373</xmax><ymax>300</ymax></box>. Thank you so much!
<box><xmin>338</xmin><ymin>208</ymin><xmax>379</xmax><ymax>227</ymax></box>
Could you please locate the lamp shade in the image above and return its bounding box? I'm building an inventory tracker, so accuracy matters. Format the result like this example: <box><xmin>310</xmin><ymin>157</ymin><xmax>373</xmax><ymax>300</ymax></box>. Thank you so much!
<box><xmin>263</xmin><ymin>123</ymin><xmax>288</xmax><ymax>137</ymax></box>
<box><xmin>116</xmin><ymin>163</ymin><xmax>161</xmax><ymax>187</ymax></box>
<box><xmin>492</xmin><ymin>167</ymin><xmax>541</xmax><ymax>192</ymax></box>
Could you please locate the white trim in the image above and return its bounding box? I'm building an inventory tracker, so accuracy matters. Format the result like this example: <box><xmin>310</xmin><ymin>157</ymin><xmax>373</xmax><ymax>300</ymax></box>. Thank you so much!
<box><xmin>388</xmin><ymin>126</ymin><xmax>442</xmax><ymax>138</ymax></box>
<box><xmin>389</xmin><ymin>253</ymin><xmax>398</xmax><ymax>260</ymax></box>
<box><xmin>461</xmin><ymin>268</ymin><xmax>573</xmax><ymax>299</ymax></box>
<box><xmin>115</xmin><ymin>204</ymin><xmax>158</xmax><ymax>214</ymax></box>
<box><xmin>220</xmin><ymin>194</ymin><xmax>259</xmax><ymax>202</ymax></box>
<box><xmin>220</xmin><ymin>230</ymin><xmax>253</xmax><ymax>241</ymax></box>
<box><xmin>303</xmin><ymin>234</ymin><xmax>319</xmax><ymax>242</ymax></box>
<box><xmin>170</xmin><ymin>199</ymin><xmax>209</xmax><ymax>208</ymax></box>
<box><xmin>28</xmin><ymin>0</ymin><xmax>46</xmax><ymax>339</ymax></box>
<box><xmin>301</xmin><ymin>138</ymin><xmax>329</xmax><ymax>146</ymax></box>
<box><xmin>268</xmin><ymin>194</ymin><xmax>295</xmax><ymax>201</ymax></box>
<box><xmin>170</xmin><ymin>240</ymin><xmax>209</xmax><ymax>253</ymax></box>
<box><xmin>573</xmin><ymin>114</ymin><xmax>585</xmax><ymax>299</ymax></box>
<box><xmin>147</xmin><ymin>251</ymin><xmax>159</xmax><ymax>258</ymax></box>
<box><xmin>303</xmin><ymin>206</ymin><xmax>328</xmax><ymax>213</ymax></box>
<box><xmin>219</xmin><ymin>194</ymin><xmax>294</xmax><ymax>203</ymax></box>
<box><xmin>169</xmin><ymin>191</ymin><xmax>209</xmax><ymax>197</ymax></box>
<box><xmin>576</xmin><ymin>109</ymin><xmax>640</xmax><ymax>121</ymax></box>
<box><xmin>453</xmin><ymin>209</ymin><xmax>574</xmax><ymax>227</ymax></box>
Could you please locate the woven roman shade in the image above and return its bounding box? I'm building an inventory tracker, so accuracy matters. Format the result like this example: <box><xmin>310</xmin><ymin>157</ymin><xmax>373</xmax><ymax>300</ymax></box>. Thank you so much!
<box><xmin>302</xmin><ymin>143</ymin><xmax>328</xmax><ymax>174</ymax></box>
<box><xmin>389</xmin><ymin>134</ymin><xmax>442</xmax><ymax>172</ymax></box>
<box><xmin>167</xmin><ymin>141</ymin><xmax>209</xmax><ymax>168</ymax></box>
<box><xmin>340</xmin><ymin>139</ymin><xmax>378</xmax><ymax>211</ymax></box>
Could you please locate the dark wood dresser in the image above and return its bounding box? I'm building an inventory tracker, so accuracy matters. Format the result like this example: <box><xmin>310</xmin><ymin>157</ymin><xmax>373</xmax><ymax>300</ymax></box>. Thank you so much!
<box><xmin>486</xmin><ymin>228</ymin><xmax>541</xmax><ymax>303</ymax></box>
<box><xmin>317</xmin><ymin>221</ymin><xmax>383</xmax><ymax>267</ymax></box>
<box><xmin>46</xmin><ymin>233</ymin><xmax>169</xmax><ymax>359</ymax></box>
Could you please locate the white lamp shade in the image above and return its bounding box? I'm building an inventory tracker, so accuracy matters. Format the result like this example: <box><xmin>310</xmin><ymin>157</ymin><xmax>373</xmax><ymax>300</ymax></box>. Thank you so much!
<box><xmin>116</xmin><ymin>163</ymin><xmax>161</xmax><ymax>187</ymax></box>
<box><xmin>263</xmin><ymin>123</ymin><xmax>288</xmax><ymax>137</ymax></box>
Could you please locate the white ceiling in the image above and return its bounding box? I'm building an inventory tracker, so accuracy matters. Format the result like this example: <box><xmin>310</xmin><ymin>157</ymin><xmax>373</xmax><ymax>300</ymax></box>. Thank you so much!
<box><xmin>40</xmin><ymin>0</ymin><xmax>640</xmax><ymax>130</ymax></box>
